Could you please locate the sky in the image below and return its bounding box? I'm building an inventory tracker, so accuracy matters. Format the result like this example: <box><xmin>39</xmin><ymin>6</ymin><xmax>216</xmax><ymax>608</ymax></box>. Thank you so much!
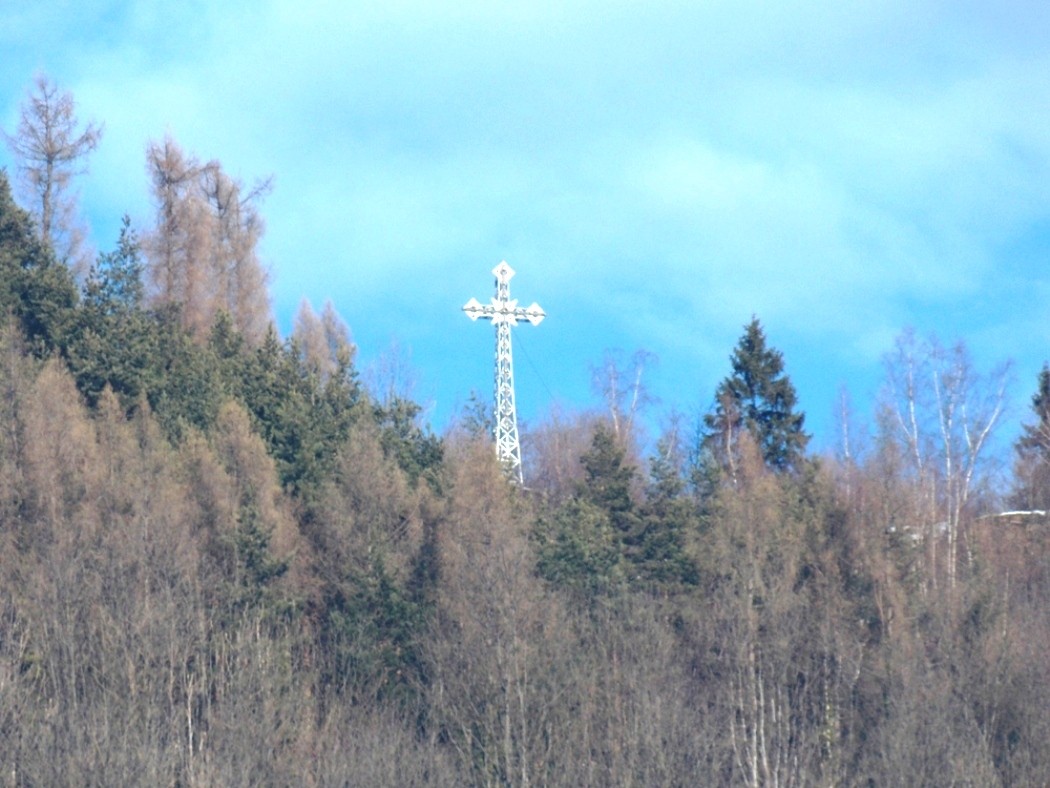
<box><xmin>2</xmin><ymin>1</ymin><xmax>1049</xmax><ymax>459</ymax></box>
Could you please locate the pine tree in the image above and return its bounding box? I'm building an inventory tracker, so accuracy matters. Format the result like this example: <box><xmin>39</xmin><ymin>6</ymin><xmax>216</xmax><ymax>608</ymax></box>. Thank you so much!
<box><xmin>704</xmin><ymin>317</ymin><xmax>809</xmax><ymax>474</ymax></box>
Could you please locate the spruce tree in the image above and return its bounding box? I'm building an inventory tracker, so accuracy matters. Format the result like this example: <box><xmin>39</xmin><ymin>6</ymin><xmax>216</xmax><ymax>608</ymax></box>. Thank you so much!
<box><xmin>704</xmin><ymin>317</ymin><xmax>809</xmax><ymax>474</ymax></box>
<box><xmin>579</xmin><ymin>422</ymin><xmax>638</xmax><ymax>534</ymax></box>
<box><xmin>635</xmin><ymin>435</ymin><xmax>700</xmax><ymax>588</ymax></box>
<box><xmin>82</xmin><ymin>215</ymin><xmax>144</xmax><ymax>311</ymax></box>
<box><xmin>538</xmin><ymin>423</ymin><xmax>699</xmax><ymax>594</ymax></box>
<box><xmin>535</xmin><ymin>423</ymin><xmax>636</xmax><ymax>597</ymax></box>
<box><xmin>1012</xmin><ymin>363</ymin><xmax>1050</xmax><ymax>510</ymax></box>
<box><xmin>0</xmin><ymin>168</ymin><xmax>78</xmax><ymax>355</ymax></box>
<box><xmin>67</xmin><ymin>216</ymin><xmax>158</xmax><ymax>407</ymax></box>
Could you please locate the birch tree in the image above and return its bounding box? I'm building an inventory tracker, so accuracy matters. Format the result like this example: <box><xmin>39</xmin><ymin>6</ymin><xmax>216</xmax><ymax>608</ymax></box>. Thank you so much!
<box><xmin>591</xmin><ymin>348</ymin><xmax>656</xmax><ymax>451</ymax></box>
<box><xmin>880</xmin><ymin>329</ymin><xmax>1011</xmax><ymax>589</ymax></box>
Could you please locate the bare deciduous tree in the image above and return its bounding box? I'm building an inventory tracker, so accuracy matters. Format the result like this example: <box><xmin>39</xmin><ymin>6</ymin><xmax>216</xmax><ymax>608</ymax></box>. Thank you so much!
<box><xmin>292</xmin><ymin>298</ymin><xmax>355</xmax><ymax>383</ymax></box>
<box><xmin>144</xmin><ymin>137</ymin><xmax>212</xmax><ymax>330</ymax></box>
<box><xmin>590</xmin><ymin>348</ymin><xmax>657</xmax><ymax>451</ymax></box>
<box><xmin>880</xmin><ymin>329</ymin><xmax>1011</xmax><ymax>589</ymax></box>
<box><xmin>427</xmin><ymin>437</ymin><xmax>571</xmax><ymax>786</ymax></box>
<box><xmin>201</xmin><ymin>165</ymin><xmax>273</xmax><ymax>345</ymax></box>
<box><xmin>521</xmin><ymin>403</ymin><xmax>602</xmax><ymax>502</ymax></box>
<box><xmin>3</xmin><ymin>73</ymin><xmax>103</xmax><ymax>273</ymax></box>
<box><xmin>144</xmin><ymin>135</ymin><xmax>272</xmax><ymax>344</ymax></box>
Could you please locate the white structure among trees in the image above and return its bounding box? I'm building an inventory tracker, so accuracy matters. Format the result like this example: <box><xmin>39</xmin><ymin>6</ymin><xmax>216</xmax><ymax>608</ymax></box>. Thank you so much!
<box><xmin>463</xmin><ymin>261</ymin><xmax>545</xmax><ymax>484</ymax></box>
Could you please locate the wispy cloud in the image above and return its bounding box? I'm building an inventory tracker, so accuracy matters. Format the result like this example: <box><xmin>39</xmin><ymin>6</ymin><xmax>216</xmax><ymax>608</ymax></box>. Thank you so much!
<box><xmin>2</xmin><ymin>0</ymin><xmax>1048</xmax><ymax>442</ymax></box>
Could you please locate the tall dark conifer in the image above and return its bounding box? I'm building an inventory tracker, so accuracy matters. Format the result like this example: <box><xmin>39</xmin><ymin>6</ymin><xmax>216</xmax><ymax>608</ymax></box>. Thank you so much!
<box><xmin>1012</xmin><ymin>363</ymin><xmax>1050</xmax><ymax>510</ymax></box>
<box><xmin>0</xmin><ymin>169</ymin><xmax>77</xmax><ymax>354</ymax></box>
<box><xmin>636</xmin><ymin>434</ymin><xmax>700</xmax><ymax>588</ymax></box>
<box><xmin>535</xmin><ymin>423</ymin><xmax>637</xmax><ymax>597</ymax></box>
<box><xmin>579</xmin><ymin>422</ymin><xmax>638</xmax><ymax>534</ymax></box>
<box><xmin>67</xmin><ymin>216</ymin><xmax>158</xmax><ymax>407</ymax></box>
<box><xmin>83</xmin><ymin>215</ymin><xmax>144</xmax><ymax>311</ymax></box>
<box><xmin>704</xmin><ymin>317</ymin><xmax>809</xmax><ymax>474</ymax></box>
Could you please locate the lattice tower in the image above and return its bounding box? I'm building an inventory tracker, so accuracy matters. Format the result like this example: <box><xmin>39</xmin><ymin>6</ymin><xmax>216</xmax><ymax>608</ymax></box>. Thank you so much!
<box><xmin>463</xmin><ymin>261</ymin><xmax>545</xmax><ymax>484</ymax></box>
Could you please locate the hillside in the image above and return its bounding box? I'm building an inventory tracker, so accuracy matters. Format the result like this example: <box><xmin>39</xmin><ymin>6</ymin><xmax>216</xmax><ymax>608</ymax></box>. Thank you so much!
<box><xmin>0</xmin><ymin>162</ymin><xmax>1049</xmax><ymax>785</ymax></box>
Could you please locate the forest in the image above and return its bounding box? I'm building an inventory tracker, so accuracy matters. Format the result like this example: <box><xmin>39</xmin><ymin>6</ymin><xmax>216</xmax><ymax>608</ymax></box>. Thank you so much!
<box><xmin>1</xmin><ymin>75</ymin><xmax>1049</xmax><ymax>787</ymax></box>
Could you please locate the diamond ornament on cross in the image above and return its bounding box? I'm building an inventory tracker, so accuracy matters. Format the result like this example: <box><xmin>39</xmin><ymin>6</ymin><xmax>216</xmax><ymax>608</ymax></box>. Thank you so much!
<box><xmin>463</xmin><ymin>261</ymin><xmax>545</xmax><ymax>484</ymax></box>
<box><xmin>463</xmin><ymin>263</ymin><xmax>545</xmax><ymax>327</ymax></box>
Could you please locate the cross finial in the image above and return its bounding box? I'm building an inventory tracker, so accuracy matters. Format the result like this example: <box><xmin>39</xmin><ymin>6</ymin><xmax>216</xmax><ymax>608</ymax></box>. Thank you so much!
<box><xmin>463</xmin><ymin>262</ymin><xmax>545</xmax><ymax>483</ymax></box>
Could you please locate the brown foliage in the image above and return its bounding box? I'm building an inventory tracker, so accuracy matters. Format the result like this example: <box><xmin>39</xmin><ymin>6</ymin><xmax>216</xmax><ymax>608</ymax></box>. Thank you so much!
<box><xmin>292</xmin><ymin>298</ymin><xmax>356</xmax><ymax>384</ymax></box>
<box><xmin>144</xmin><ymin>136</ymin><xmax>272</xmax><ymax>343</ymax></box>
<box><xmin>3</xmin><ymin>73</ymin><xmax>102</xmax><ymax>273</ymax></box>
<box><xmin>0</xmin><ymin>317</ymin><xmax>1047</xmax><ymax>784</ymax></box>
<box><xmin>521</xmin><ymin>403</ymin><xmax>603</xmax><ymax>503</ymax></box>
<box><xmin>426</xmin><ymin>436</ymin><xmax>571</xmax><ymax>784</ymax></box>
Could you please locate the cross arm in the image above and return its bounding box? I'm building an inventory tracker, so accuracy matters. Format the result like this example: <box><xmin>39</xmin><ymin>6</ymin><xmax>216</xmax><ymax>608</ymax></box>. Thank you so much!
<box><xmin>463</xmin><ymin>297</ymin><xmax>545</xmax><ymax>327</ymax></box>
<box><xmin>463</xmin><ymin>297</ymin><xmax>491</xmax><ymax>321</ymax></box>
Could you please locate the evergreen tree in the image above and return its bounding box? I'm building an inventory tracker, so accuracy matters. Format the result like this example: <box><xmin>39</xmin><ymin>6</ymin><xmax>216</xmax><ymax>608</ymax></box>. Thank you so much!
<box><xmin>374</xmin><ymin>396</ymin><xmax>444</xmax><ymax>489</ymax></box>
<box><xmin>1012</xmin><ymin>363</ymin><xmax>1050</xmax><ymax>510</ymax></box>
<box><xmin>459</xmin><ymin>389</ymin><xmax>494</xmax><ymax>440</ymax></box>
<box><xmin>535</xmin><ymin>496</ymin><xmax>623</xmax><ymax>597</ymax></box>
<box><xmin>579</xmin><ymin>422</ymin><xmax>639</xmax><ymax>536</ymax></box>
<box><xmin>82</xmin><ymin>215</ymin><xmax>144</xmax><ymax>311</ymax></box>
<box><xmin>146</xmin><ymin>311</ymin><xmax>225</xmax><ymax>438</ymax></box>
<box><xmin>232</xmin><ymin>323</ymin><xmax>364</xmax><ymax>498</ymax></box>
<box><xmin>237</xmin><ymin>325</ymin><xmax>317</xmax><ymax>491</ymax></box>
<box><xmin>67</xmin><ymin>216</ymin><xmax>158</xmax><ymax>407</ymax></box>
<box><xmin>704</xmin><ymin>317</ymin><xmax>809</xmax><ymax>474</ymax></box>
<box><xmin>538</xmin><ymin>422</ymin><xmax>698</xmax><ymax>595</ymax></box>
<box><xmin>535</xmin><ymin>423</ymin><xmax>634</xmax><ymax>596</ymax></box>
<box><xmin>635</xmin><ymin>434</ymin><xmax>700</xmax><ymax>589</ymax></box>
<box><xmin>0</xmin><ymin>169</ymin><xmax>78</xmax><ymax>355</ymax></box>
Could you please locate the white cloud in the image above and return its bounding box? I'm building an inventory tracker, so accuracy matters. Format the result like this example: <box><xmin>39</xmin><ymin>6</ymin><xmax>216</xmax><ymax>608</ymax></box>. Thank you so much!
<box><xmin>3</xmin><ymin>0</ymin><xmax>1049</xmax><ymax>439</ymax></box>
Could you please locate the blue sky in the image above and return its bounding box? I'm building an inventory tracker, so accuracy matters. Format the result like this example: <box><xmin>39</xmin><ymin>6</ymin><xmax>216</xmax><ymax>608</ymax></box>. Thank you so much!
<box><xmin>2</xmin><ymin>1</ymin><xmax>1049</xmax><ymax>456</ymax></box>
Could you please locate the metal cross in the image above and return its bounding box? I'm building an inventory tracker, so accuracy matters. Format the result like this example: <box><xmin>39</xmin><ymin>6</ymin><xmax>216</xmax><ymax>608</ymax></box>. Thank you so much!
<box><xmin>463</xmin><ymin>261</ymin><xmax>545</xmax><ymax>484</ymax></box>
